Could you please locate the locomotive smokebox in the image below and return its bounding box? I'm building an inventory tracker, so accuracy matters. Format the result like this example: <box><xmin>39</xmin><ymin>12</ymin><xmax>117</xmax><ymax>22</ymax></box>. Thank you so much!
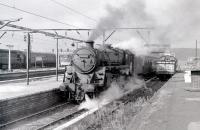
<box><xmin>85</xmin><ymin>40</ymin><xmax>94</xmax><ymax>48</ymax></box>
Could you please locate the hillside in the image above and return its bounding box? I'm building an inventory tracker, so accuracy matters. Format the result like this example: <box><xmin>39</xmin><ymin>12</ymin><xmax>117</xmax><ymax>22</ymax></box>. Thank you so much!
<box><xmin>171</xmin><ymin>48</ymin><xmax>200</xmax><ymax>61</ymax></box>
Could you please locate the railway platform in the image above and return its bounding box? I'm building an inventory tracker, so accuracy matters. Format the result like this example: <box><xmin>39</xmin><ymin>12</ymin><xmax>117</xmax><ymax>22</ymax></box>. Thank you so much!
<box><xmin>0</xmin><ymin>68</ymin><xmax>65</xmax><ymax>82</ymax></box>
<box><xmin>0</xmin><ymin>76</ymin><xmax>62</xmax><ymax>100</ymax></box>
<box><xmin>0</xmin><ymin>67</ymin><xmax>65</xmax><ymax>74</ymax></box>
<box><xmin>128</xmin><ymin>72</ymin><xmax>200</xmax><ymax>130</ymax></box>
<box><xmin>0</xmin><ymin>76</ymin><xmax>64</xmax><ymax>127</ymax></box>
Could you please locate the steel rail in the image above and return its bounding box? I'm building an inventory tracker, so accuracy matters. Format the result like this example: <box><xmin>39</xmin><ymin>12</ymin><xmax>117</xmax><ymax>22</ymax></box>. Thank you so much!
<box><xmin>0</xmin><ymin>102</ymin><xmax>70</xmax><ymax>128</ymax></box>
<box><xmin>36</xmin><ymin>109</ymin><xmax>87</xmax><ymax>130</ymax></box>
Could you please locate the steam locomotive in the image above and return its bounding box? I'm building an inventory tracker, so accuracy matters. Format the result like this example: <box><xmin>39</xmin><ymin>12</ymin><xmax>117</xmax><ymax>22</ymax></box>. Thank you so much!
<box><xmin>59</xmin><ymin>41</ymin><xmax>156</xmax><ymax>102</ymax></box>
<box><xmin>0</xmin><ymin>49</ymin><xmax>56</xmax><ymax>70</ymax></box>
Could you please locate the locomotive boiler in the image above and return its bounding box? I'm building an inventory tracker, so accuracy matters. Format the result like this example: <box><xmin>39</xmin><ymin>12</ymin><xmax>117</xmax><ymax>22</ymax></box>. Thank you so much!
<box><xmin>59</xmin><ymin>41</ymin><xmax>134</xmax><ymax>102</ymax></box>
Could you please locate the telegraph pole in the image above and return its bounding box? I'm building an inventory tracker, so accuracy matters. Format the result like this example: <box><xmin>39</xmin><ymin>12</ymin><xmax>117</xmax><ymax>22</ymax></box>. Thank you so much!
<box><xmin>27</xmin><ymin>33</ymin><xmax>31</xmax><ymax>85</ymax></box>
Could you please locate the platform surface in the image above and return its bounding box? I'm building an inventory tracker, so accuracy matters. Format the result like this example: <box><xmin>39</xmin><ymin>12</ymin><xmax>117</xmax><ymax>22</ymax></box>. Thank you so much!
<box><xmin>0</xmin><ymin>76</ymin><xmax>62</xmax><ymax>100</ymax></box>
<box><xmin>0</xmin><ymin>67</ymin><xmax>64</xmax><ymax>74</ymax></box>
<box><xmin>128</xmin><ymin>73</ymin><xmax>200</xmax><ymax>130</ymax></box>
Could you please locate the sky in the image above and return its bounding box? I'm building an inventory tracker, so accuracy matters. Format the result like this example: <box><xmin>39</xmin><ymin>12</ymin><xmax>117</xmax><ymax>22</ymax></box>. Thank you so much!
<box><xmin>0</xmin><ymin>0</ymin><xmax>112</xmax><ymax>52</ymax></box>
<box><xmin>0</xmin><ymin>0</ymin><xmax>200</xmax><ymax>53</ymax></box>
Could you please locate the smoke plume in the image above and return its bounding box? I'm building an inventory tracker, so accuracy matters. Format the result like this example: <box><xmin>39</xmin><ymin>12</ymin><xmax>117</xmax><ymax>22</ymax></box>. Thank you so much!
<box><xmin>88</xmin><ymin>5</ymin><xmax>125</xmax><ymax>41</ymax></box>
<box><xmin>89</xmin><ymin>0</ymin><xmax>200</xmax><ymax>51</ymax></box>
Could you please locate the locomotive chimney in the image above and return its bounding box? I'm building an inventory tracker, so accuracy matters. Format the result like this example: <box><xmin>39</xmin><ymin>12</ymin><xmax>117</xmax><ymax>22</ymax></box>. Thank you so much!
<box><xmin>85</xmin><ymin>40</ymin><xmax>94</xmax><ymax>48</ymax></box>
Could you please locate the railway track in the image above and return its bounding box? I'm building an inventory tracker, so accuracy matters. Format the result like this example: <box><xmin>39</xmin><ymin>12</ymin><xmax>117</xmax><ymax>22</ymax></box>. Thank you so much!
<box><xmin>36</xmin><ymin>109</ymin><xmax>86</xmax><ymax>130</ymax></box>
<box><xmin>36</xmin><ymin>77</ymin><xmax>165</xmax><ymax>130</ymax></box>
<box><xmin>0</xmin><ymin>102</ymin><xmax>77</xmax><ymax>130</ymax></box>
<box><xmin>2</xmin><ymin>76</ymin><xmax>166</xmax><ymax>130</ymax></box>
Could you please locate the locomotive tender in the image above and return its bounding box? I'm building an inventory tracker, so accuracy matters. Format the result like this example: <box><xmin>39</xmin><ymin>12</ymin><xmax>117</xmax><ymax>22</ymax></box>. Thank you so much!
<box><xmin>59</xmin><ymin>41</ymin><xmax>134</xmax><ymax>102</ymax></box>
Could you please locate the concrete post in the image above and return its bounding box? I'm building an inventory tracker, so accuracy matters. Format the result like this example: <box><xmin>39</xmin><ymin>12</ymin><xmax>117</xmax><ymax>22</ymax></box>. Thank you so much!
<box><xmin>6</xmin><ymin>45</ymin><xmax>14</xmax><ymax>72</ymax></box>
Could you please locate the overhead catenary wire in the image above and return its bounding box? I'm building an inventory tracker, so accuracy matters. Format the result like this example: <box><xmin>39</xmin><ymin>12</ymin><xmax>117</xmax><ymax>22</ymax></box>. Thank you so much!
<box><xmin>0</xmin><ymin>27</ymin><xmax>153</xmax><ymax>32</ymax></box>
<box><xmin>104</xmin><ymin>30</ymin><xmax>116</xmax><ymax>42</ymax></box>
<box><xmin>136</xmin><ymin>30</ymin><xmax>148</xmax><ymax>44</ymax></box>
<box><xmin>49</xmin><ymin>0</ymin><xmax>97</xmax><ymax>23</ymax></box>
<box><xmin>0</xmin><ymin>32</ymin><xmax>70</xmax><ymax>52</ymax></box>
<box><xmin>8</xmin><ymin>32</ymin><xmax>56</xmax><ymax>43</ymax></box>
<box><xmin>0</xmin><ymin>2</ymin><xmax>79</xmax><ymax>28</ymax></box>
<box><xmin>0</xmin><ymin>32</ymin><xmax>7</xmax><ymax>39</ymax></box>
<box><xmin>0</xmin><ymin>21</ymin><xmax>86</xmax><ymax>42</ymax></box>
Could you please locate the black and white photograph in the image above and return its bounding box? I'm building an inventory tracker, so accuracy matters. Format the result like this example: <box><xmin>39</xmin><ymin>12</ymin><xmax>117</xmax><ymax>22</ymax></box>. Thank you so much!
<box><xmin>0</xmin><ymin>0</ymin><xmax>200</xmax><ymax>130</ymax></box>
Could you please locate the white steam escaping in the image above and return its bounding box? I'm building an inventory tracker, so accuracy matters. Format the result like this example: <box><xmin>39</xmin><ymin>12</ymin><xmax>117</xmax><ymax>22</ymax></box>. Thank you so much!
<box><xmin>90</xmin><ymin>0</ymin><xmax>200</xmax><ymax>51</ymax></box>
<box><xmin>112</xmin><ymin>37</ymin><xmax>150</xmax><ymax>56</ymax></box>
<box><xmin>78</xmin><ymin>84</ymin><xmax>123</xmax><ymax>110</ymax></box>
<box><xmin>79</xmin><ymin>77</ymin><xmax>146</xmax><ymax>110</ymax></box>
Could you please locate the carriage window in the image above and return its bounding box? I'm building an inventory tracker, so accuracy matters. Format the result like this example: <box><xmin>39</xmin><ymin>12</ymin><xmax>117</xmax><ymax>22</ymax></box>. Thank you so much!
<box><xmin>126</xmin><ymin>54</ymin><xmax>128</xmax><ymax>60</ymax></box>
<box><xmin>170</xmin><ymin>56</ymin><xmax>176</xmax><ymax>61</ymax></box>
<box><xmin>165</xmin><ymin>57</ymin><xmax>170</xmax><ymax>61</ymax></box>
<box><xmin>16</xmin><ymin>54</ymin><xmax>21</xmax><ymax>61</ymax></box>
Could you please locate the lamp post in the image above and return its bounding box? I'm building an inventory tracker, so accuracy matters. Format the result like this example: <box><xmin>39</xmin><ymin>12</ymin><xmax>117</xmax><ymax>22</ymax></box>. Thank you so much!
<box><xmin>6</xmin><ymin>44</ymin><xmax>14</xmax><ymax>72</ymax></box>
<box><xmin>26</xmin><ymin>33</ymin><xmax>31</xmax><ymax>85</ymax></box>
<box><xmin>54</xmin><ymin>31</ymin><xmax>59</xmax><ymax>82</ymax></box>
<box><xmin>54</xmin><ymin>31</ymin><xmax>65</xmax><ymax>81</ymax></box>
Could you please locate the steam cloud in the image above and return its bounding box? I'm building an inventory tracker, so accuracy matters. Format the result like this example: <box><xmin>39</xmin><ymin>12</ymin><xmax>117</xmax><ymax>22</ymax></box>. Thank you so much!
<box><xmin>112</xmin><ymin>37</ymin><xmax>149</xmax><ymax>55</ymax></box>
<box><xmin>89</xmin><ymin>0</ymin><xmax>200</xmax><ymax>52</ymax></box>
<box><xmin>79</xmin><ymin>77</ymin><xmax>146</xmax><ymax>110</ymax></box>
